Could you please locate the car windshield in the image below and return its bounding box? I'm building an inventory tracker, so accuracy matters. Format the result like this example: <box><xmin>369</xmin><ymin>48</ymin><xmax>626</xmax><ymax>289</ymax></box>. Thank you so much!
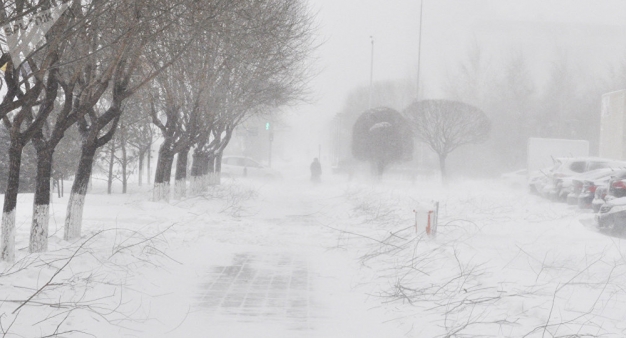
<box><xmin>244</xmin><ymin>159</ymin><xmax>261</xmax><ymax>168</ymax></box>
<box><xmin>569</xmin><ymin>161</ymin><xmax>585</xmax><ymax>173</ymax></box>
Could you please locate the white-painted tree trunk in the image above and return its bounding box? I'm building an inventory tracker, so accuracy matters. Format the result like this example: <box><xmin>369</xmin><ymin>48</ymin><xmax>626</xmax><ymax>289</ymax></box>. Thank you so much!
<box><xmin>64</xmin><ymin>193</ymin><xmax>85</xmax><ymax>241</ymax></box>
<box><xmin>30</xmin><ymin>204</ymin><xmax>49</xmax><ymax>252</ymax></box>
<box><xmin>153</xmin><ymin>182</ymin><xmax>170</xmax><ymax>202</ymax></box>
<box><xmin>174</xmin><ymin>178</ymin><xmax>186</xmax><ymax>200</ymax></box>
<box><xmin>190</xmin><ymin>176</ymin><xmax>202</xmax><ymax>196</ymax></box>
<box><xmin>1</xmin><ymin>210</ymin><xmax>16</xmax><ymax>262</ymax></box>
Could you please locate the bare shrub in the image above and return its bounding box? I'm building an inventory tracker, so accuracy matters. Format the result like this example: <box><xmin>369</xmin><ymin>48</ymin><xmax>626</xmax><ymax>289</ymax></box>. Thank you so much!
<box><xmin>331</xmin><ymin>185</ymin><xmax>626</xmax><ymax>337</ymax></box>
<box><xmin>0</xmin><ymin>224</ymin><xmax>178</xmax><ymax>337</ymax></box>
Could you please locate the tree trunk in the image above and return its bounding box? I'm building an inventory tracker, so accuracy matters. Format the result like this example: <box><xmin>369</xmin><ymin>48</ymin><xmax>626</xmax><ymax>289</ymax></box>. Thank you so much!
<box><xmin>147</xmin><ymin>142</ymin><xmax>152</xmax><ymax>185</ymax></box>
<box><xmin>153</xmin><ymin>142</ymin><xmax>174</xmax><ymax>202</ymax></box>
<box><xmin>121</xmin><ymin>136</ymin><xmax>127</xmax><ymax>194</ymax></box>
<box><xmin>64</xmin><ymin>144</ymin><xmax>97</xmax><ymax>241</ymax></box>
<box><xmin>212</xmin><ymin>128</ymin><xmax>233</xmax><ymax>186</ymax></box>
<box><xmin>1</xmin><ymin>141</ymin><xmax>24</xmax><ymax>262</ymax></box>
<box><xmin>214</xmin><ymin>152</ymin><xmax>223</xmax><ymax>185</ymax></box>
<box><xmin>439</xmin><ymin>154</ymin><xmax>447</xmax><ymax>185</ymax></box>
<box><xmin>377</xmin><ymin>160</ymin><xmax>385</xmax><ymax>179</ymax></box>
<box><xmin>190</xmin><ymin>151</ymin><xmax>205</xmax><ymax>195</ymax></box>
<box><xmin>138</xmin><ymin>150</ymin><xmax>144</xmax><ymax>187</ymax></box>
<box><xmin>206</xmin><ymin>155</ymin><xmax>217</xmax><ymax>186</ymax></box>
<box><xmin>107</xmin><ymin>140</ymin><xmax>115</xmax><ymax>194</ymax></box>
<box><xmin>174</xmin><ymin>148</ymin><xmax>189</xmax><ymax>199</ymax></box>
<box><xmin>30</xmin><ymin>145</ymin><xmax>53</xmax><ymax>253</ymax></box>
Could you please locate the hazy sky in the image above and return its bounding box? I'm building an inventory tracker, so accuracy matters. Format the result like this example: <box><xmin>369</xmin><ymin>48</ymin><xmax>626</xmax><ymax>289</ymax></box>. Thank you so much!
<box><xmin>286</xmin><ymin>0</ymin><xmax>626</xmax><ymax>161</ymax></box>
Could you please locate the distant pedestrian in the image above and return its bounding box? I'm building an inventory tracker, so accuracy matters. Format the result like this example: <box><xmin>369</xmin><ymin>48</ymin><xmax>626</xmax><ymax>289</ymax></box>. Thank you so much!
<box><xmin>310</xmin><ymin>158</ymin><xmax>321</xmax><ymax>182</ymax></box>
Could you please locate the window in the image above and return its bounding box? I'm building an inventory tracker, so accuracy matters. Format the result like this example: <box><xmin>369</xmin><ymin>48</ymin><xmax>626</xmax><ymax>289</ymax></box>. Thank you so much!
<box><xmin>569</xmin><ymin>161</ymin><xmax>585</xmax><ymax>173</ymax></box>
<box><xmin>587</xmin><ymin>162</ymin><xmax>609</xmax><ymax>171</ymax></box>
<box><xmin>235</xmin><ymin>158</ymin><xmax>247</xmax><ymax>166</ymax></box>
<box><xmin>244</xmin><ymin>158</ymin><xmax>261</xmax><ymax>168</ymax></box>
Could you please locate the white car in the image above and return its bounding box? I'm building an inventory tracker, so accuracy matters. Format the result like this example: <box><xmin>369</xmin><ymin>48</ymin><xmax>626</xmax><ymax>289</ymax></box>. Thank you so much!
<box><xmin>221</xmin><ymin>156</ymin><xmax>282</xmax><ymax>180</ymax></box>
<box><xmin>544</xmin><ymin>157</ymin><xmax>626</xmax><ymax>201</ymax></box>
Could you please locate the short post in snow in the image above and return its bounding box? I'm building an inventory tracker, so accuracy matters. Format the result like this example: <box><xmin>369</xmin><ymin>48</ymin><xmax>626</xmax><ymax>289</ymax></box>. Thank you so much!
<box><xmin>414</xmin><ymin>201</ymin><xmax>439</xmax><ymax>237</ymax></box>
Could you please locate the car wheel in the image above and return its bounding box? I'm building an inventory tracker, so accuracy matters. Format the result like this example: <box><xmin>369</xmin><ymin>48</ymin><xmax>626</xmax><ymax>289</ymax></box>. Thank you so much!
<box><xmin>598</xmin><ymin>215</ymin><xmax>612</xmax><ymax>229</ymax></box>
<box><xmin>602</xmin><ymin>215</ymin><xmax>622</xmax><ymax>234</ymax></box>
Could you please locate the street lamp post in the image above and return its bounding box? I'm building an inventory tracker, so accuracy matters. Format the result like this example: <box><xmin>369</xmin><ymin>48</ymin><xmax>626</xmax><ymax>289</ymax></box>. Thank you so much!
<box><xmin>416</xmin><ymin>0</ymin><xmax>424</xmax><ymax>101</ymax></box>
<box><xmin>416</xmin><ymin>0</ymin><xmax>425</xmax><ymax>166</ymax></box>
<box><xmin>369</xmin><ymin>36</ymin><xmax>374</xmax><ymax>109</ymax></box>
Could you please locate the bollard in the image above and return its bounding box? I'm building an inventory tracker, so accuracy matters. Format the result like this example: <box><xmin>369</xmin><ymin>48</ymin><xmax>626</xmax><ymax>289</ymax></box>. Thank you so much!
<box><xmin>415</xmin><ymin>201</ymin><xmax>438</xmax><ymax>237</ymax></box>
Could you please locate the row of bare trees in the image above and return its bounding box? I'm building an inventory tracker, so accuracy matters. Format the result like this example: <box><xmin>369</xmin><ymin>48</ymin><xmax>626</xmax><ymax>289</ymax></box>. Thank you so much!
<box><xmin>0</xmin><ymin>0</ymin><xmax>315</xmax><ymax>262</ymax></box>
<box><xmin>147</xmin><ymin>0</ymin><xmax>314</xmax><ymax>202</ymax></box>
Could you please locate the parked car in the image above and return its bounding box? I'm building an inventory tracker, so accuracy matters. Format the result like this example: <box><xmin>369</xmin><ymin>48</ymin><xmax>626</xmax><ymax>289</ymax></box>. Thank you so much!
<box><xmin>591</xmin><ymin>184</ymin><xmax>609</xmax><ymax>212</ymax></box>
<box><xmin>596</xmin><ymin>197</ymin><xmax>626</xmax><ymax>233</ymax></box>
<box><xmin>591</xmin><ymin>170</ymin><xmax>626</xmax><ymax>212</ymax></box>
<box><xmin>576</xmin><ymin>169</ymin><xmax>626</xmax><ymax>208</ymax></box>
<box><xmin>221</xmin><ymin>156</ymin><xmax>282</xmax><ymax>180</ymax></box>
<box><xmin>543</xmin><ymin>157</ymin><xmax>626</xmax><ymax>201</ymax></box>
<box><xmin>564</xmin><ymin>168</ymin><xmax>625</xmax><ymax>205</ymax></box>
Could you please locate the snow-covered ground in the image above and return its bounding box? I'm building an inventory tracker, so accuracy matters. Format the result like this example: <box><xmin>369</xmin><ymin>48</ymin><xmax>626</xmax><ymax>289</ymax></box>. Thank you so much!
<box><xmin>1</xmin><ymin>171</ymin><xmax>626</xmax><ymax>337</ymax></box>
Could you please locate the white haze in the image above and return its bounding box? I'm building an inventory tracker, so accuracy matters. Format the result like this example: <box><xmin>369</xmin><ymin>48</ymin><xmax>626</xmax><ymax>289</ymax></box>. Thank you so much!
<box><xmin>286</xmin><ymin>0</ymin><xmax>626</xmax><ymax>169</ymax></box>
<box><xmin>6</xmin><ymin>2</ymin><xmax>626</xmax><ymax>337</ymax></box>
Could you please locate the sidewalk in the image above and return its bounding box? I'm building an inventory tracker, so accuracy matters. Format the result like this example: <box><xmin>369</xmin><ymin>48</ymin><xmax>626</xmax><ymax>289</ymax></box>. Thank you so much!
<box><xmin>163</xmin><ymin>246</ymin><xmax>406</xmax><ymax>338</ymax></box>
<box><xmin>151</xmin><ymin>181</ymin><xmax>408</xmax><ymax>337</ymax></box>
<box><xmin>196</xmin><ymin>252</ymin><xmax>312</xmax><ymax>331</ymax></box>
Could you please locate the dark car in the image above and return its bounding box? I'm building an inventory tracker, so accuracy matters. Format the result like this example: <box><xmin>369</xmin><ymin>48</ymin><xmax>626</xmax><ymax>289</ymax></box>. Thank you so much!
<box><xmin>607</xmin><ymin>174</ymin><xmax>626</xmax><ymax>199</ymax></box>
<box><xmin>596</xmin><ymin>197</ymin><xmax>626</xmax><ymax>233</ymax></box>
<box><xmin>593</xmin><ymin>171</ymin><xmax>626</xmax><ymax>233</ymax></box>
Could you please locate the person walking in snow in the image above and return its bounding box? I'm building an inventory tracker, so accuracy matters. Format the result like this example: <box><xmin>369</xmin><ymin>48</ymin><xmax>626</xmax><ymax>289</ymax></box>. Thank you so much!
<box><xmin>310</xmin><ymin>158</ymin><xmax>321</xmax><ymax>182</ymax></box>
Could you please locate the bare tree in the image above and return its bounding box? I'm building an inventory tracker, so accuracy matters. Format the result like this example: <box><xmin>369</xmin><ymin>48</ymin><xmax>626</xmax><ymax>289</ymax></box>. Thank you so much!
<box><xmin>208</xmin><ymin>0</ymin><xmax>316</xmax><ymax>182</ymax></box>
<box><xmin>0</xmin><ymin>0</ymin><xmax>80</xmax><ymax>260</ymax></box>
<box><xmin>150</xmin><ymin>0</ymin><xmax>316</xmax><ymax>199</ymax></box>
<box><xmin>403</xmin><ymin>100</ymin><xmax>491</xmax><ymax>182</ymax></box>
<box><xmin>64</xmin><ymin>0</ymin><xmax>225</xmax><ymax>240</ymax></box>
<box><xmin>150</xmin><ymin>59</ymin><xmax>202</xmax><ymax>201</ymax></box>
<box><xmin>123</xmin><ymin>92</ymin><xmax>155</xmax><ymax>187</ymax></box>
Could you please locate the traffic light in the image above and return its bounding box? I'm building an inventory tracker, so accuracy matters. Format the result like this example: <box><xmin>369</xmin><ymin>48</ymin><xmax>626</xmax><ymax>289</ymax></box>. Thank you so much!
<box><xmin>265</xmin><ymin>122</ymin><xmax>270</xmax><ymax>130</ymax></box>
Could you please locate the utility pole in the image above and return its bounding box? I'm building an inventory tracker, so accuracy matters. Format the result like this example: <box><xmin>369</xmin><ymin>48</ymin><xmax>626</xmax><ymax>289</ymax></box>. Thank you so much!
<box><xmin>416</xmin><ymin>0</ymin><xmax>424</xmax><ymax>101</ymax></box>
<box><xmin>416</xmin><ymin>1</ymin><xmax>425</xmax><ymax>167</ymax></box>
<box><xmin>369</xmin><ymin>36</ymin><xmax>374</xmax><ymax>109</ymax></box>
